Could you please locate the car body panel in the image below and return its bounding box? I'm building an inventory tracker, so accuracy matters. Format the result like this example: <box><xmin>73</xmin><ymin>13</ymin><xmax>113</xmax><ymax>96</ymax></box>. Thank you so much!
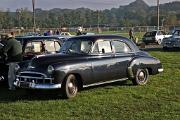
<box><xmin>14</xmin><ymin>35</ymin><xmax>163</xmax><ymax>90</ymax></box>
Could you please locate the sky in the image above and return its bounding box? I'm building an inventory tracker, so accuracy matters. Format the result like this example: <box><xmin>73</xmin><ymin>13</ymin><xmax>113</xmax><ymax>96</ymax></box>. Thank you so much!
<box><xmin>0</xmin><ymin>0</ymin><xmax>178</xmax><ymax>11</ymax></box>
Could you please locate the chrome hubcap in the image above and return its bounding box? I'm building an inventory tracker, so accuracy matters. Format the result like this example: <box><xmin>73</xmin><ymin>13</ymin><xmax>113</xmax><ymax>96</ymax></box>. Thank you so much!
<box><xmin>138</xmin><ymin>71</ymin><xmax>145</xmax><ymax>81</ymax></box>
<box><xmin>68</xmin><ymin>80</ymin><xmax>77</xmax><ymax>95</ymax></box>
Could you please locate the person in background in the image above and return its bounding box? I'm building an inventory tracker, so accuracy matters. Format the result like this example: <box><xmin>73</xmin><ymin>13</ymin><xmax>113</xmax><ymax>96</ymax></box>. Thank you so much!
<box><xmin>129</xmin><ymin>28</ymin><xmax>134</xmax><ymax>40</ymax></box>
<box><xmin>2</xmin><ymin>32</ymin><xmax>22</xmax><ymax>90</ymax></box>
<box><xmin>76</xmin><ymin>27</ymin><xmax>83</xmax><ymax>36</ymax></box>
<box><xmin>56</xmin><ymin>29</ymin><xmax>60</xmax><ymax>35</ymax></box>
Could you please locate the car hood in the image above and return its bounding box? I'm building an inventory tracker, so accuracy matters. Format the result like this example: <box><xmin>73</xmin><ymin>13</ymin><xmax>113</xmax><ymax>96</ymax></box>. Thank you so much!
<box><xmin>163</xmin><ymin>36</ymin><xmax>180</xmax><ymax>42</ymax></box>
<box><xmin>29</xmin><ymin>53</ymin><xmax>89</xmax><ymax>68</ymax></box>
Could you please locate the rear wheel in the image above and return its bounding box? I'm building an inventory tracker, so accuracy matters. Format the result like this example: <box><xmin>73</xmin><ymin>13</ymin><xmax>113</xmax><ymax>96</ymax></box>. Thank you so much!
<box><xmin>62</xmin><ymin>74</ymin><xmax>78</xmax><ymax>99</ymax></box>
<box><xmin>132</xmin><ymin>69</ymin><xmax>149</xmax><ymax>85</ymax></box>
<box><xmin>157</xmin><ymin>39</ymin><xmax>162</xmax><ymax>45</ymax></box>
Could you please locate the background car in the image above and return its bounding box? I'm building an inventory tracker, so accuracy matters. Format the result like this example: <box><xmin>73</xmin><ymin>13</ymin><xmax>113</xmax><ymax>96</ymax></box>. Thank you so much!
<box><xmin>60</xmin><ymin>32</ymin><xmax>74</xmax><ymax>36</ymax></box>
<box><xmin>142</xmin><ymin>30</ymin><xmax>171</xmax><ymax>45</ymax></box>
<box><xmin>14</xmin><ymin>35</ymin><xmax>163</xmax><ymax>99</ymax></box>
<box><xmin>0</xmin><ymin>36</ymin><xmax>63</xmax><ymax>83</ymax></box>
<box><xmin>162</xmin><ymin>29</ymin><xmax>180</xmax><ymax>50</ymax></box>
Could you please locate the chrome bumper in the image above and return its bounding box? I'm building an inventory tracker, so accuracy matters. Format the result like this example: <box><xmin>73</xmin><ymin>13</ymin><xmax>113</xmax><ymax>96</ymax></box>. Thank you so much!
<box><xmin>158</xmin><ymin>68</ymin><xmax>163</xmax><ymax>73</ymax></box>
<box><xmin>14</xmin><ymin>80</ymin><xmax>61</xmax><ymax>89</ymax></box>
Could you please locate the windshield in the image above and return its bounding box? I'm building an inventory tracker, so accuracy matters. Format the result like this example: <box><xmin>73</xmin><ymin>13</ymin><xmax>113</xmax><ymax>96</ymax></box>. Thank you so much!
<box><xmin>144</xmin><ymin>31</ymin><xmax>156</xmax><ymax>37</ymax></box>
<box><xmin>173</xmin><ymin>30</ymin><xmax>180</xmax><ymax>36</ymax></box>
<box><xmin>60</xmin><ymin>39</ymin><xmax>93</xmax><ymax>54</ymax></box>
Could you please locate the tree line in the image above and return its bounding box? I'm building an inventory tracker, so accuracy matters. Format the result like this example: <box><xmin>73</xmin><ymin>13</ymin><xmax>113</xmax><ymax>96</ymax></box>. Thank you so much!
<box><xmin>0</xmin><ymin>0</ymin><xmax>179</xmax><ymax>29</ymax></box>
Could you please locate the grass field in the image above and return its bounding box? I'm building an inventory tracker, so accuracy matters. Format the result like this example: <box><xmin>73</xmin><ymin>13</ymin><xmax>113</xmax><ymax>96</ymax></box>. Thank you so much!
<box><xmin>0</xmin><ymin>49</ymin><xmax>179</xmax><ymax>120</ymax></box>
<box><xmin>0</xmin><ymin>47</ymin><xmax>179</xmax><ymax>119</ymax></box>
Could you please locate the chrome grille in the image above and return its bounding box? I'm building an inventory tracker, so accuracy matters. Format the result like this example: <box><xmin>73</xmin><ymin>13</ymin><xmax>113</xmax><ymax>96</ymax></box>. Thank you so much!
<box><xmin>17</xmin><ymin>71</ymin><xmax>53</xmax><ymax>84</ymax></box>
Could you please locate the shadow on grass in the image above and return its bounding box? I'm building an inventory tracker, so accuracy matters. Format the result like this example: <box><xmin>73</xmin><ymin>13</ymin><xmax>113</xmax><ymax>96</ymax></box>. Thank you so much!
<box><xmin>0</xmin><ymin>83</ymin><xmax>62</xmax><ymax>103</ymax></box>
<box><xmin>83</xmin><ymin>80</ymin><xmax>133</xmax><ymax>91</ymax></box>
<box><xmin>141</xmin><ymin>47</ymin><xmax>180</xmax><ymax>52</ymax></box>
<box><xmin>0</xmin><ymin>80</ymin><xmax>133</xmax><ymax>102</ymax></box>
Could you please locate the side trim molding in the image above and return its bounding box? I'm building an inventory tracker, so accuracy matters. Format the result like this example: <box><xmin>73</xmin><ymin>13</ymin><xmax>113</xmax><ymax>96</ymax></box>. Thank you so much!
<box><xmin>83</xmin><ymin>78</ymin><xmax>128</xmax><ymax>88</ymax></box>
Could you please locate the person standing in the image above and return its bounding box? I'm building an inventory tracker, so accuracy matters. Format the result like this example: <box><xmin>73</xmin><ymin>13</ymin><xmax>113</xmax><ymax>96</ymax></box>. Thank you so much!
<box><xmin>76</xmin><ymin>27</ymin><xmax>83</xmax><ymax>36</ymax></box>
<box><xmin>129</xmin><ymin>28</ymin><xmax>134</xmax><ymax>40</ymax></box>
<box><xmin>3</xmin><ymin>32</ymin><xmax>22</xmax><ymax>90</ymax></box>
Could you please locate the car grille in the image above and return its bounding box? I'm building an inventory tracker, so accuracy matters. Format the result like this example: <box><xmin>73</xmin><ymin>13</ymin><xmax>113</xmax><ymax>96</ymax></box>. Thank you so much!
<box><xmin>17</xmin><ymin>72</ymin><xmax>53</xmax><ymax>84</ymax></box>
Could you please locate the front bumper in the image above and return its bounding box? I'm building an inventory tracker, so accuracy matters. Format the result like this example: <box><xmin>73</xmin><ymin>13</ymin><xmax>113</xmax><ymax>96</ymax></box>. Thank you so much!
<box><xmin>158</xmin><ymin>68</ymin><xmax>163</xmax><ymax>73</ymax></box>
<box><xmin>14</xmin><ymin>71</ymin><xmax>61</xmax><ymax>89</ymax></box>
<box><xmin>14</xmin><ymin>80</ymin><xmax>61</xmax><ymax>89</ymax></box>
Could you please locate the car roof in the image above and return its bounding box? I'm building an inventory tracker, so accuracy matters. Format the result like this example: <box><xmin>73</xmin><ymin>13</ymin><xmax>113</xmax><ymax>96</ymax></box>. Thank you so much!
<box><xmin>16</xmin><ymin>35</ymin><xmax>62</xmax><ymax>39</ymax></box>
<box><xmin>68</xmin><ymin>34</ymin><xmax>139</xmax><ymax>51</ymax></box>
<box><xmin>69</xmin><ymin>34</ymin><xmax>128</xmax><ymax>40</ymax></box>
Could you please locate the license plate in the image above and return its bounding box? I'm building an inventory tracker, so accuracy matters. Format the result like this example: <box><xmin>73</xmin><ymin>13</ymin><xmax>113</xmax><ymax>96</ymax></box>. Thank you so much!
<box><xmin>19</xmin><ymin>82</ymin><xmax>30</xmax><ymax>88</ymax></box>
<box><xmin>146</xmin><ymin>37</ymin><xmax>152</xmax><ymax>40</ymax></box>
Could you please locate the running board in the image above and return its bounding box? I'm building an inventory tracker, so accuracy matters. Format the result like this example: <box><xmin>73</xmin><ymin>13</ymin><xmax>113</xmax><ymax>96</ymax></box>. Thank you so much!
<box><xmin>83</xmin><ymin>78</ymin><xmax>128</xmax><ymax>88</ymax></box>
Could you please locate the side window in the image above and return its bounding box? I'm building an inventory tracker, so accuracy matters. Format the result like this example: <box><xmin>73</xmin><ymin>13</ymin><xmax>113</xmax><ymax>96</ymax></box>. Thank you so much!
<box><xmin>92</xmin><ymin>40</ymin><xmax>112</xmax><ymax>53</ymax></box>
<box><xmin>80</xmin><ymin>41</ymin><xmax>92</xmax><ymax>53</ymax></box>
<box><xmin>112</xmin><ymin>40</ymin><xmax>131</xmax><ymax>53</ymax></box>
<box><xmin>44</xmin><ymin>41</ymin><xmax>60</xmax><ymax>52</ymax></box>
<box><xmin>157</xmin><ymin>31</ymin><xmax>160</xmax><ymax>35</ymax></box>
<box><xmin>174</xmin><ymin>31</ymin><xmax>180</xmax><ymax>36</ymax></box>
<box><xmin>24</xmin><ymin>41</ymin><xmax>41</xmax><ymax>53</ymax></box>
<box><xmin>161</xmin><ymin>31</ymin><xmax>166</xmax><ymax>35</ymax></box>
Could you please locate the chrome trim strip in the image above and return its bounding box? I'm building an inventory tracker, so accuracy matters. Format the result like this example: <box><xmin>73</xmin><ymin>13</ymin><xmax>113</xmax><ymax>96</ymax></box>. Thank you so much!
<box><xmin>16</xmin><ymin>76</ymin><xmax>52</xmax><ymax>80</ymax></box>
<box><xmin>20</xmin><ymin>71</ymin><xmax>47</xmax><ymax>77</ymax></box>
<box><xmin>83</xmin><ymin>78</ymin><xmax>128</xmax><ymax>88</ymax></box>
<box><xmin>158</xmin><ymin>68</ymin><xmax>163</xmax><ymax>73</ymax></box>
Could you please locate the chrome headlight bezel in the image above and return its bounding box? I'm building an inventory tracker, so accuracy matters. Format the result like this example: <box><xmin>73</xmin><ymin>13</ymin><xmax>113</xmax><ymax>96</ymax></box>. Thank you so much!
<box><xmin>47</xmin><ymin>65</ymin><xmax>55</xmax><ymax>74</ymax></box>
<box><xmin>14</xmin><ymin>64</ymin><xmax>20</xmax><ymax>72</ymax></box>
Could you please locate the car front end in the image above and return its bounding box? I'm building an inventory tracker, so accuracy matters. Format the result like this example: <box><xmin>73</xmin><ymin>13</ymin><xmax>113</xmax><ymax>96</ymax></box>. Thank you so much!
<box><xmin>14</xmin><ymin>70</ymin><xmax>62</xmax><ymax>89</ymax></box>
<box><xmin>162</xmin><ymin>36</ymin><xmax>180</xmax><ymax>48</ymax></box>
<box><xmin>13</xmin><ymin>55</ymin><xmax>66</xmax><ymax>90</ymax></box>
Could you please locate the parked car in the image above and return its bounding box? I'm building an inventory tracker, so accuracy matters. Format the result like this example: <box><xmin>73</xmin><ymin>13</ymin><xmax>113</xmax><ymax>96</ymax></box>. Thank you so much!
<box><xmin>142</xmin><ymin>30</ymin><xmax>171</xmax><ymax>45</ymax></box>
<box><xmin>60</xmin><ymin>32</ymin><xmax>74</xmax><ymax>36</ymax></box>
<box><xmin>162</xmin><ymin>29</ymin><xmax>180</xmax><ymax>50</ymax></box>
<box><xmin>14</xmin><ymin>35</ymin><xmax>163</xmax><ymax>98</ymax></box>
<box><xmin>0</xmin><ymin>36</ymin><xmax>64</xmax><ymax>82</ymax></box>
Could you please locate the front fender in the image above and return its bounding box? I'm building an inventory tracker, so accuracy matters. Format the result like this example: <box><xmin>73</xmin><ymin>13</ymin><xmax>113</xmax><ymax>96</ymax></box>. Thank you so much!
<box><xmin>52</xmin><ymin>62</ymin><xmax>92</xmax><ymax>85</ymax></box>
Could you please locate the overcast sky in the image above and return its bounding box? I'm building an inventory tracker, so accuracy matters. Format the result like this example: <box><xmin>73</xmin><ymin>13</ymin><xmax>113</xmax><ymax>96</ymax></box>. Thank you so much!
<box><xmin>0</xmin><ymin>0</ymin><xmax>178</xmax><ymax>11</ymax></box>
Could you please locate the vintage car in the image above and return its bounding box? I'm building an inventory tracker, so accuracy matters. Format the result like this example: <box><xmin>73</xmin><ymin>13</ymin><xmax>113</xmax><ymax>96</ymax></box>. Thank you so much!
<box><xmin>162</xmin><ymin>29</ymin><xmax>180</xmax><ymax>50</ymax></box>
<box><xmin>142</xmin><ymin>30</ymin><xmax>171</xmax><ymax>45</ymax></box>
<box><xmin>14</xmin><ymin>35</ymin><xmax>163</xmax><ymax>98</ymax></box>
<box><xmin>0</xmin><ymin>36</ymin><xmax>64</xmax><ymax>82</ymax></box>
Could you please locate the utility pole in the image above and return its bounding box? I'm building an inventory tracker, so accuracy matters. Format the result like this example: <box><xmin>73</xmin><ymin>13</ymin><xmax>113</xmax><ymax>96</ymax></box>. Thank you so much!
<box><xmin>97</xmin><ymin>10</ymin><xmax>100</xmax><ymax>33</ymax></box>
<box><xmin>32</xmin><ymin>0</ymin><xmax>36</xmax><ymax>32</ymax></box>
<box><xmin>157</xmin><ymin>0</ymin><xmax>160</xmax><ymax>30</ymax></box>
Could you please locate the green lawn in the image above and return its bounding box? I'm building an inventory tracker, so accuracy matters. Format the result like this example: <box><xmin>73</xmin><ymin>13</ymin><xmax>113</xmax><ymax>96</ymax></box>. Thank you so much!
<box><xmin>0</xmin><ymin>50</ymin><xmax>179</xmax><ymax>120</ymax></box>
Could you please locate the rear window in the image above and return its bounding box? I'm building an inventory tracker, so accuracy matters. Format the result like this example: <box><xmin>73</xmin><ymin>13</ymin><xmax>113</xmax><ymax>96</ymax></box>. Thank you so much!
<box><xmin>144</xmin><ymin>31</ymin><xmax>156</xmax><ymax>37</ymax></box>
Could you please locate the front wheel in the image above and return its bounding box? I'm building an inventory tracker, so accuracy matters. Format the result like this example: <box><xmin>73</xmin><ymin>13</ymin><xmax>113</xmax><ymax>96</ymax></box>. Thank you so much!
<box><xmin>132</xmin><ymin>69</ymin><xmax>149</xmax><ymax>85</ymax></box>
<box><xmin>62</xmin><ymin>74</ymin><xmax>78</xmax><ymax>99</ymax></box>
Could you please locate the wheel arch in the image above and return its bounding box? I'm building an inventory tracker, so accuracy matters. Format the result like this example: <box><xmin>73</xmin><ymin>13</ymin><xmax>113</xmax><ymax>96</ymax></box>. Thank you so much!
<box><xmin>128</xmin><ymin>57</ymin><xmax>155</xmax><ymax>78</ymax></box>
<box><xmin>63</xmin><ymin>73</ymin><xmax>83</xmax><ymax>90</ymax></box>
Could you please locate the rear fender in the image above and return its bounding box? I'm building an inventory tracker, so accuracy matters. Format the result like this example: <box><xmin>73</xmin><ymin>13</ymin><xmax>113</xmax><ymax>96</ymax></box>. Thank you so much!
<box><xmin>128</xmin><ymin>57</ymin><xmax>160</xmax><ymax>79</ymax></box>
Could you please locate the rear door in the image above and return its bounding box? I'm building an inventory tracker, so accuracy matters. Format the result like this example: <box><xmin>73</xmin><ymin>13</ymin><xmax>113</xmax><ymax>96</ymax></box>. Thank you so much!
<box><xmin>91</xmin><ymin>39</ymin><xmax>116</xmax><ymax>83</ymax></box>
<box><xmin>111</xmin><ymin>40</ymin><xmax>134</xmax><ymax>79</ymax></box>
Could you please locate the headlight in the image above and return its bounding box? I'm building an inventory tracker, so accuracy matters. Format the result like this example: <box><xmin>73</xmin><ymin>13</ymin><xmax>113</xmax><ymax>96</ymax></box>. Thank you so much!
<box><xmin>47</xmin><ymin>65</ymin><xmax>54</xmax><ymax>74</ymax></box>
<box><xmin>15</xmin><ymin>64</ymin><xmax>20</xmax><ymax>72</ymax></box>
